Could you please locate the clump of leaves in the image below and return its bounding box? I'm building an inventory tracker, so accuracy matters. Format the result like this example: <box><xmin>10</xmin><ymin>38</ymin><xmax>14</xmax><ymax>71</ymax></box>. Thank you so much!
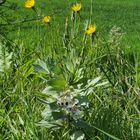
<box><xmin>34</xmin><ymin>57</ymin><xmax>115</xmax><ymax>140</ymax></box>
<box><xmin>0</xmin><ymin>41</ymin><xmax>13</xmax><ymax>74</ymax></box>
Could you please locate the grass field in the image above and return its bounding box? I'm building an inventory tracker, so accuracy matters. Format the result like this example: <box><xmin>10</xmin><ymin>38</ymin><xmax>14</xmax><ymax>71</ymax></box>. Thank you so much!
<box><xmin>3</xmin><ymin>0</ymin><xmax>140</xmax><ymax>53</ymax></box>
<box><xmin>0</xmin><ymin>0</ymin><xmax>140</xmax><ymax>140</ymax></box>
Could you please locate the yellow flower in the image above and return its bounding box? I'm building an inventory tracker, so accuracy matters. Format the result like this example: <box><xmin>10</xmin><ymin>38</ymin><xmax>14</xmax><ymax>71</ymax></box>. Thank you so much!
<box><xmin>71</xmin><ymin>3</ymin><xmax>82</xmax><ymax>12</ymax></box>
<box><xmin>43</xmin><ymin>16</ymin><xmax>51</xmax><ymax>23</ymax></box>
<box><xmin>86</xmin><ymin>25</ymin><xmax>96</xmax><ymax>35</ymax></box>
<box><xmin>25</xmin><ymin>0</ymin><xmax>35</xmax><ymax>9</ymax></box>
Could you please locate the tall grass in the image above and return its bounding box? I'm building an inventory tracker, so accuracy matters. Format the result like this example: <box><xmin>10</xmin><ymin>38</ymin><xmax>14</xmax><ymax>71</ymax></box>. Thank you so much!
<box><xmin>0</xmin><ymin>0</ymin><xmax>140</xmax><ymax>140</ymax></box>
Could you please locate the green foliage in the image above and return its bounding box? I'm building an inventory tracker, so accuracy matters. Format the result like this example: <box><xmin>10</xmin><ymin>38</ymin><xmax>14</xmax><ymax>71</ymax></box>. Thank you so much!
<box><xmin>0</xmin><ymin>41</ymin><xmax>13</xmax><ymax>73</ymax></box>
<box><xmin>0</xmin><ymin>0</ymin><xmax>140</xmax><ymax>140</ymax></box>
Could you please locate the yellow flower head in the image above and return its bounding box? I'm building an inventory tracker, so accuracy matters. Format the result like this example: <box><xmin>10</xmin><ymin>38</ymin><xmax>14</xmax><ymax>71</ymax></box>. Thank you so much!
<box><xmin>43</xmin><ymin>16</ymin><xmax>51</xmax><ymax>23</ymax></box>
<box><xmin>25</xmin><ymin>0</ymin><xmax>35</xmax><ymax>9</ymax></box>
<box><xmin>71</xmin><ymin>3</ymin><xmax>82</xmax><ymax>12</ymax></box>
<box><xmin>86</xmin><ymin>25</ymin><xmax>96</xmax><ymax>35</ymax></box>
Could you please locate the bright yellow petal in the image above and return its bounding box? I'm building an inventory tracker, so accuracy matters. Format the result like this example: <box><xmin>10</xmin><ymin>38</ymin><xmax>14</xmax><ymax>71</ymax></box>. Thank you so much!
<box><xmin>25</xmin><ymin>0</ymin><xmax>35</xmax><ymax>8</ymax></box>
<box><xmin>72</xmin><ymin>3</ymin><xmax>81</xmax><ymax>12</ymax></box>
<box><xmin>86</xmin><ymin>25</ymin><xmax>96</xmax><ymax>35</ymax></box>
<box><xmin>43</xmin><ymin>16</ymin><xmax>51</xmax><ymax>23</ymax></box>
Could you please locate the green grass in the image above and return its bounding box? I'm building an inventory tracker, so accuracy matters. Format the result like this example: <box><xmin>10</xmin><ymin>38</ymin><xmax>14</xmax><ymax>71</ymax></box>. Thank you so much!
<box><xmin>2</xmin><ymin>0</ymin><xmax>140</xmax><ymax>53</ymax></box>
<box><xmin>0</xmin><ymin>0</ymin><xmax>140</xmax><ymax>140</ymax></box>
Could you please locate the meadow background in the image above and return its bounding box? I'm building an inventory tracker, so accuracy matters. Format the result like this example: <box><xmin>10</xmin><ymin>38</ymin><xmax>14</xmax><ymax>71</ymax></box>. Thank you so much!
<box><xmin>0</xmin><ymin>0</ymin><xmax>140</xmax><ymax>140</ymax></box>
<box><xmin>2</xmin><ymin>0</ymin><xmax>140</xmax><ymax>52</ymax></box>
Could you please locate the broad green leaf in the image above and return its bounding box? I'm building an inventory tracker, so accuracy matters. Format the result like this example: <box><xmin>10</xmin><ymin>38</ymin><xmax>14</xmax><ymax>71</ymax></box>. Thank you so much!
<box><xmin>65</xmin><ymin>60</ymin><xmax>75</xmax><ymax>73</ymax></box>
<box><xmin>37</xmin><ymin>120</ymin><xmax>62</xmax><ymax>129</ymax></box>
<box><xmin>41</xmin><ymin>106</ymin><xmax>52</xmax><ymax>119</ymax></box>
<box><xmin>49</xmin><ymin>101</ymin><xmax>59</xmax><ymax>111</ymax></box>
<box><xmin>48</xmin><ymin>74</ymin><xmax>67</xmax><ymax>90</ymax></box>
<box><xmin>0</xmin><ymin>42</ymin><xmax>13</xmax><ymax>73</ymax></box>
<box><xmin>75</xmin><ymin>120</ymin><xmax>92</xmax><ymax>133</ymax></box>
<box><xmin>52</xmin><ymin>111</ymin><xmax>64</xmax><ymax>120</ymax></box>
<box><xmin>38</xmin><ymin>60</ymin><xmax>50</xmax><ymax>74</ymax></box>
<box><xmin>70</xmin><ymin>131</ymin><xmax>85</xmax><ymax>140</ymax></box>
<box><xmin>42</xmin><ymin>86</ymin><xmax>59</xmax><ymax>100</ymax></box>
<box><xmin>33</xmin><ymin>60</ymin><xmax>50</xmax><ymax>74</ymax></box>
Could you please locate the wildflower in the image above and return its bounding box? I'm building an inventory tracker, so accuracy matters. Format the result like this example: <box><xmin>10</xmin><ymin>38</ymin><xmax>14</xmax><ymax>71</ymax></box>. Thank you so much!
<box><xmin>43</xmin><ymin>16</ymin><xmax>51</xmax><ymax>24</ymax></box>
<box><xmin>25</xmin><ymin>0</ymin><xmax>35</xmax><ymax>8</ymax></box>
<box><xmin>71</xmin><ymin>3</ymin><xmax>82</xmax><ymax>13</ymax></box>
<box><xmin>86</xmin><ymin>25</ymin><xmax>96</xmax><ymax>35</ymax></box>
